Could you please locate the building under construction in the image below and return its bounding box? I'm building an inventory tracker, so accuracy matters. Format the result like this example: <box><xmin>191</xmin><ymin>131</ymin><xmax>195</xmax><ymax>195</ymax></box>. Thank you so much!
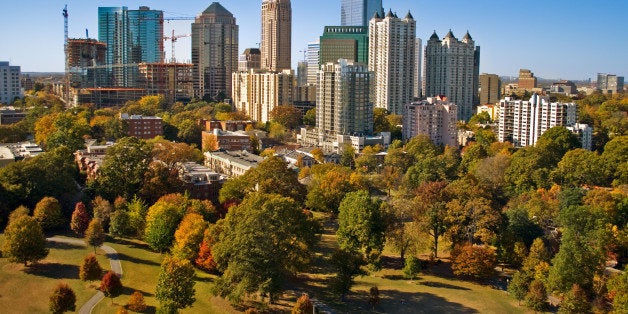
<box><xmin>138</xmin><ymin>62</ymin><xmax>194</xmax><ymax>104</ymax></box>
<box><xmin>67</xmin><ymin>38</ymin><xmax>108</xmax><ymax>88</ymax></box>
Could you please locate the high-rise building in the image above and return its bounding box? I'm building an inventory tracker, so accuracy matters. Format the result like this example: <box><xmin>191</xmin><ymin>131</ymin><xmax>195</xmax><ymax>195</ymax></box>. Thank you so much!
<box><xmin>368</xmin><ymin>10</ymin><xmax>416</xmax><ymax>115</ymax></box>
<box><xmin>297</xmin><ymin>61</ymin><xmax>308</xmax><ymax>87</ymax></box>
<box><xmin>138</xmin><ymin>63</ymin><xmax>194</xmax><ymax>104</ymax></box>
<box><xmin>192</xmin><ymin>2</ymin><xmax>239</xmax><ymax>100</ymax></box>
<box><xmin>0</xmin><ymin>62</ymin><xmax>22</xmax><ymax>104</ymax></box>
<box><xmin>232</xmin><ymin>69</ymin><xmax>294</xmax><ymax>123</ymax></box>
<box><xmin>319</xmin><ymin>26</ymin><xmax>368</xmax><ymax>65</ymax></box>
<box><xmin>306</xmin><ymin>41</ymin><xmax>320</xmax><ymax>85</ymax></box>
<box><xmin>238</xmin><ymin>48</ymin><xmax>261</xmax><ymax>72</ymax></box>
<box><xmin>597</xmin><ymin>73</ymin><xmax>624</xmax><ymax>94</ymax></box>
<box><xmin>518</xmin><ymin>69</ymin><xmax>537</xmax><ymax>90</ymax></box>
<box><xmin>98</xmin><ymin>6</ymin><xmax>164</xmax><ymax>87</ymax></box>
<box><xmin>424</xmin><ymin>30</ymin><xmax>480</xmax><ymax>121</ymax></box>
<box><xmin>67</xmin><ymin>39</ymin><xmax>108</xmax><ymax>88</ymax></box>
<box><xmin>479</xmin><ymin>73</ymin><xmax>501</xmax><ymax>105</ymax></box>
<box><xmin>498</xmin><ymin>94</ymin><xmax>579</xmax><ymax>147</ymax></box>
<box><xmin>403</xmin><ymin>96</ymin><xmax>458</xmax><ymax>147</ymax></box>
<box><xmin>341</xmin><ymin>0</ymin><xmax>383</xmax><ymax>27</ymax></box>
<box><xmin>414</xmin><ymin>38</ymin><xmax>422</xmax><ymax>99</ymax></box>
<box><xmin>261</xmin><ymin>0</ymin><xmax>292</xmax><ymax>71</ymax></box>
<box><xmin>317</xmin><ymin>59</ymin><xmax>373</xmax><ymax>136</ymax></box>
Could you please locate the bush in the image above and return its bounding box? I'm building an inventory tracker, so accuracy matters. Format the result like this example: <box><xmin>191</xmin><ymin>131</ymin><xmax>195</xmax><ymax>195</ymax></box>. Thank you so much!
<box><xmin>292</xmin><ymin>294</ymin><xmax>313</xmax><ymax>314</ymax></box>
<box><xmin>127</xmin><ymin>291</ymin><xmax>147</xmax><ymax>312</ymax></box>
<box><xmin>402</xmin><ymin>255</ymin><xmax>421</xmax><ymax>279</ymax></box>
<box><xmin>109</xmin><ymin>210</ymin><xmax>133</xmax><ymax>237</ymax></box>
<box><xmin>79</xmin><ymin>253</ymin><xmax>103</xmax><ymax>281</ymax></box>
<box><xmin>525</xmin><ymin>280</ymin><xmax>547</xmax><ymax>312</ymax></box>
<box><xmin>451</xmin><ymin>244</ymin><xmax>497</xmax><ymax>279</ymax></box>
<box><xmin>33</xmin><ymin>197</ymin><xmax>64</xmax><ymax>231</ymax></box>
<box><xmin>100</xmin><ymin>271</ymin><xmax>123</xmax><ymax>298</ymax></box>
<box><xmin>49</xmin><ymin>282</ymin><xmax>76</xmax><ymax>314</ymax></box>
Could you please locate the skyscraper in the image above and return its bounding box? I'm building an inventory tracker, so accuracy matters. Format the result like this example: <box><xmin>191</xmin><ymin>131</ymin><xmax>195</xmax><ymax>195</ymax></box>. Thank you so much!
<box><xmin>317</xmin><ymin>59</ymin><xmax>373</xmax><ymax>136</ymax></box>
<box><xmin>261</xmin><ymin>0</ymin><xmax>291</xmax><ymax>72</ymax></box>
<box><xmin>369</xmin><ymin>10</ymin><xmax>416</xmax><ymax>115</ymax></box>
<box><xmin>98</xmin><ymin>6</ymin><xmax>164</xmax><ymax>87</ymax></box>
<box><xmin>479</xmin><ymin>73</ymin><xmax>501</xmax><ymax>105</ymax></box>
<box><xmin>238</xmin><ymin>48</ymin><xmax>261</xmax><ymax>72</ymax></box>
<box><xmin>306</xmin><ymin>41</ymin><xmax>320</xmax><ymax>85</ymax></box>
<box><xmin>232</xmin><ymin>69</ymin><xmax>294</xmax><ymax>123</ymax></box>
<box><xmin>341</xmin><ymin>0</ymin><xmax>383</xmax><ymax>27</ymax></box>
<box><xmin>319</xmin><ymin>26</ymin><xmax>369</xmax><ymax>65</ymax></box>
<box><xmin>191</xmin><ymin>2</ymin><xmax>239</xmax><ymax>100</ymax></box>
<box><xmin>414</xmin><ymin>38</ymin><xmax>422</xmax><ymax>99</ymax></box>
<box><xmin>424</xmin><ymin>30</ymin><xmax>480</xmax><ymax>121</ymax></box>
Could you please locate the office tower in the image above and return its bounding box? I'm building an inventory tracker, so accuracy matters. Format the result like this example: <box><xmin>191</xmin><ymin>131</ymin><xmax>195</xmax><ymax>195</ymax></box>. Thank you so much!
<box><xmin>414</xmin><ymin>38</ymin><xmax>422</xmax><ymax>99</ymax></box>
<box><xmin>261</xmin><ymin>0</ymin><xmax>292</xmax><ymax>71</ymax></box>
<box><xmin>238</xmin><ymin>48</ymin><xmax>261</xmax><ymax>72</ymax></box>
<box><xmin>403</xmin><ymin>96</ymin><xmax>458</xmax><ymax>147</ymax></box>
<box><xmin>98</xmin><ymin>6</ymin><xmax>164</xmax><ymax>86</ymax></box>
<box><xmin>424</xmin><ymin>30</ymin><xmax>480</xmax><ymax>121</ymax></box>
<box><xmin>550</xmin><ymin>80</ymin><xmax>577</xmax><ymax>95</ymax></box>
<box><xmin>498</xmin><ymin>94</ymin><xmax>578</xmax><ymax>147</ymax></box>
<box><xmin>317</xmin><ymin>59</ymin><xmax>373</xmax><ymax>135</ymax></box>
<box><xmin>597</xmin><ymin>73</ymin><xmax>625</xmax><ymax>94</ymax></box>
<box><xmin>369</xmin><ymin>10</ymin><xmax>416</xmax><ymax>115</ymax></box>
<box><xmin>479</xmin><ymin>73</ymin><xmax>501</xmax><ymax>105</ymax></box>
<box><xmin>0</xmin><ymin>62</ymin><xmax>22</xmax><ymax>104</ymax></box>
<box><xmin>518</xmin><ymin>69</ymin><xmax>537</xmax><ymax>89</ymax></box>
<box><xmin>341</xmin><ymin>0</ymin><xmax>383</xmax><ymax>27</ymax></box>
<box><xmin>192</xmin><ymin>2</ymin><xmax>239</xmax><ymax>100</ymax></box>
<box><xmin>297</xmin><ymin>62</ymin><xmax>308</xmax><ymax>86</ymax></box>
<box><xmin>306</xmin><ymin>41</ymin><xmax>320</xmax><ymax>85</ymax></box>
<box><xmin>319</xmin><ymin>26</ymin><xmax>368</xmax><ymax>65</ymax></box>
<box><xmin>67</xmin><ymin>39</ymin><xmax>108</xmax><ymax>88</ymax></box>
<box><xmin>232</xmin><ymin>69</ymin><xmax>294</xmax><ymax>123</ymax></box>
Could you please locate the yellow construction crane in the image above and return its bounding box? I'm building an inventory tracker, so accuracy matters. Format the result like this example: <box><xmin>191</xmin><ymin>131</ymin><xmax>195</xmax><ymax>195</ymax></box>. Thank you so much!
<box><xmin>163</xmin><ymin>30</ymin><xmax>191</xmax><ymax>63</ymax></box>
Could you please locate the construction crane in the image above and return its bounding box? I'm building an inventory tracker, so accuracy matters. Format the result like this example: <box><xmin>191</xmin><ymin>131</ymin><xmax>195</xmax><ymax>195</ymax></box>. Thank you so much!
<box><xmin>163</xmin><ymin>30</ymin><xmax>191</xmax><ymax>63</ymax></box>
<box><xmin>62</xmin><ymin>5</ymin><xmax>70</xmax><ymax>105</ymax></box>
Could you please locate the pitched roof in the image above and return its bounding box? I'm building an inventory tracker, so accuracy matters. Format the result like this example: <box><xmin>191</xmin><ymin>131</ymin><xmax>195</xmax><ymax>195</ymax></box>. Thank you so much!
<box><xmin>405</xmin><ymin>10</ymin><xmax>414</xmax><ymax>20</ymax></box>
<box><xmin>202</xmin><ymin>2</ymin><xmax>232</xmax><ymax>16</ymax></box>
<box><xmin>429</xmin><ymin>31</ymin><xmax>440</xmax><ymax>40</ymax></box>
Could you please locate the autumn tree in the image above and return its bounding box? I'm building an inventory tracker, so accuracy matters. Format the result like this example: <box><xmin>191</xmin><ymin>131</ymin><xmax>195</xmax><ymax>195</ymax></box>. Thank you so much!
<box><xmin>270</xmin><ymin>105</ymin><xmax>301</xmax><ymax>129</ymax></box>
<box><xmin>172</xmin><ymin>213</ymin><xmax>207</xmax><ymax>261</ymax></box>
<box><xmin>7</xmin><ymin>205</ymin><xmax>30</xmax><ymax>224</ymax></box>
<box><xmin>369</xmin><ymin>286</ymin><xmax>380</xmax><ymax>310</ymax></box>
<box><xmin>70</xmin><ymin>202</ymin><xmax>91</xmax><ymax>236</ymax></box>
<box><xmin>85</xmin><ymin>218</ymin><xmax>106</xmax><ymax>253</ymax></box>
<box><xmin>525</xmin><ymin>280</ymin><xmax>547</xmax><ymax>312</ymax></box>
<box><xmin>413</xmin><ymin>181</ymin><xmax>450</xmax><ymax>258</ymax></box>
<box><xmin>384</xmin><ymin>200</ymin><xmax>415</xmax><ymax>260</ymax></box>
<box><xmin>126</xmin><ymin>291</ymin><xmax>147</xmax><ymax>312</ymax></box>
<box><xmin>79</xmin><ymin>253</ymin><xmax>103</xmax><ymax>281</ymax></box>
<box><xmin>337</xmin><ymin>191</ymin><xmax>385</xmax><ymax>263</ymax></box>
<box><xmin>608</xmin><ymin>267</ymin><xmax>628</xmax><ymax>313</ymax></box>
<box><xmin>445</xmin><ymin>197</ymin><xmax>502</xmax><ymax>246</ymax></box>
<box><xmin>33</xmin><ymin>196</ymin><xmax>64</xmax><ymax>231</ymax></box>
<box><xmin>305</xmin><ymin>164</ymin><xmax>357</xmax><ymax>213</ymax></box>
<box><xmin>2</xmin><ymin>215</ymin><xmax>49</xmax><ymax>266</ymax></box>
<box><xmin>212</xmin><ymin>193</ymin><xmax>319</xmax><ymax>303</ymax></box>
<box><xmin>559</xmin><ymin>284</ymin><xmax>590</xmax><ymax>314</ymax></box>
<box><xmin>195</xmin><ymin>228</ymin><xmax>217</xmax><ymax>272</ymax></box>
<box><xmin>144</xmin><ymin>200</ymin><xmax>184</xmax><ymax>252</ymax></box>
<box><xmin>92</xmin><ymin>196</ymin><xmax>113</xmax><ymax>231</ymax></box>
<box><xmin>450</xmin><ymin>245</ymin><xmax>496</xmax><ymax>279</ymax></box>
<box><xmin>155</xmin><ymin>255</ymin><xmax>196</xmax><ymax>312</ymax></box>
<box><xmin>100</xmin><ymin>271</ymin><xmax>123</xmax><ymax>299</ymax></box>
<box><xmin>49</xmin><ymin>283</ymin><xmax>76</xmax><ymax>314</ymax></box>
<box><xmin>292</xmin><ymin>294</ymin><xmax>314</xmax><ymax>314</ymax></box>
<box><xmin>330</xmin><ymin>249</ymin><xmax>366</xmax><ymax>301</ymax></box>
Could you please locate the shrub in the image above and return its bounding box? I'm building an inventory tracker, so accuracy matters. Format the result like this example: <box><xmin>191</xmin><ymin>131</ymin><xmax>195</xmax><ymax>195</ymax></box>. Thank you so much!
<box><xmin>292</xmin><ymin>294</ymin><xmax>313</xmax><ymax>314</ymax></box>
<box><xmin>402</xmin><ymin>255</ymin><xmax>421</xmax><ymax>279</ymax></box>
<box><xmin>451</xmin><ymin>244</ymin><xmax>497</xmax><ymax>279</ymax></box>
<box><xmin>79</xmin><ymin>253</ymin><xmax>103</xmax><ymax>281</ymax></box>
<box><xmin>49</xmin><ymin>282</ymin><xmax>76</xmax><ymax>314</ymax></box>
<box><xmin>100</xmin><ymin>271</ymin><xmax>123</xmax><ymax>298</ymax></box>
<box><xmin>127</xmin><ymin>291</ymin><xmax>147</xmax><ymax>312</ymax></box>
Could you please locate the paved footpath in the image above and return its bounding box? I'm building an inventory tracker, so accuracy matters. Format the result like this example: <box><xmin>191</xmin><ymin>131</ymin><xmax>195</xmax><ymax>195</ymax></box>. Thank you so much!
<box><xmin>47</xmin><ymin>237</ymin><xmax>123</xmax><ymax>314</ymax></box>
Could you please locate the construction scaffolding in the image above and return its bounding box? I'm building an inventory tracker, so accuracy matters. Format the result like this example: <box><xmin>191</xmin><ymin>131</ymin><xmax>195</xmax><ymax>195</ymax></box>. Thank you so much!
<box><xmin>138</xmin><ymin>62</ymin><xmax>194</xmax><ymax>104</ymax></box>
<box><xmin>67</xmin><ymin>38</ymin><xmax>108</xmax><ymax>88</ymax></box>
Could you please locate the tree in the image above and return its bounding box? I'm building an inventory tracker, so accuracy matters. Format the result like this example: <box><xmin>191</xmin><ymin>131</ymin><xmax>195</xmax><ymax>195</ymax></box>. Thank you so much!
<box><xmin>402</xmin><ymin>255</ymin><xmax>421</xmax><ymax>280</ymax></box>
<box><xmin>536</xmin><ymin>126</ymin><xmax>581</xmax><ymax>166</ymax></box>
<box><xmin>126</xmin><ymin>291</ymin><xmax>147</xmax><ymax>313</ymax></box>
<box><xmin>292</xmin><ymin>294</ymin><xmax>313</xmax><ymax>314</ymax></box>
<box><xmin>127</xmin><ymin>196</ymin><xmax>148</xmax><ymax>238</ymax></box>
<box><xmin>2</xmin><ymin>215</ymin><xmax>49</xmax><ymax>266</ymax></box>
<box><xmin>608</xmin><ymin>267</ymin><xmax>628</xmax><ymax>313</ymax></box>
<box><xmin>330</xmin><ymin>249</ymin><xmax>366</xmax><ymax>301</ymax></box>
<box><xmin>100</xmin><ymin>271</ymin><xmax>123</xmax><ymax>299</ymax></box>
<box><xmin>559</xmin><ymin>284</ymin><xmax>590</xmax><ymax>314</ymax></box>
<box><xmin>508</xmin><ymin>271</ymin><xmax>529</xmax><ymax>305</ymax></box>
<box><xmin>70</xmin><ymin>202</ymin><xmax>90</xmax><ymax>236</ymax></box>
<box><xmin>303</xmin><ymin>108</ymin><xmax>316</xmax><ymax>127</ymax></box>
<box><xmin>413</xmin><ymin>181</ymin><xmax>450</xmax><ymax>258</ymax></box>
<box><xmin>144</xmin><ymin>200</ymin><xmax>184</xmax><ymax>252</ymax></box>
<box><xmin>195</xmin><ymin>229</ymin><xmax>217</xmax><ymax>272</ymax></box>
<box><xmin>525</xmin><ymin>280</ymin><xmax>547</xmax><ymax>312</ymax></box>
<box><xmin>49</xmin><ymin>283</ymin><xmax>76</xmax><ymax>314</ymax></box>
<box><xmin>337</xmin><ymin>191</ymin><xmax>385</xmax><ymax>263</ymax></box>
<box><xmin>7</xmin><ymin>205</ymin><xmax>30</xmax><ymax>224</ymax></box>
<box><xmin>601</xmin><ymin>135</ymin><xmax>628</xmax><ymax>186</ymax></box>
<box><xmin>80</xmin><ymin>253</ymin><xmax>103</xmax><ymax>281</ymax></box>
<box><xmin>552</xmin><ymin>149</ymin><xmax>609</xmax><ymax>187</ymax></box>
<box><xmin>92</xmin><ymin>196</ymin><xmax>113</xmax><ymax>231</ymax></box>
<box><xmin>270</xmin><ymin>105</ymin><xmax>301</xmax><ymax>129</ymax></box>
<box><xmin>445</xmin><ymin>197</ymin><xmax>502</xmax><ymax>246</ymax></box>
<box><xmin>450</xmin><ymin>245</ymin><xmax>496</xmax><ymax>280</ymax></box>
<box><xmin>211</xmin><ymin>193</ymin><xmax>319</xmax><ymax>303</ymax></box>
<box><xmin>384</xmin><ymin>200</ymin><xmax>415</xmax><ymax>260</ymax></box>
<box><xmin>172</xmin><ymin>213</ymin><xmax>207</xmax><ymax>261</ymax></box>
<box><xmin>155</xmin><ymin>255</ymin><xmax>196</xmax><ymax>311</ymax></box>
<box><xmin>85</xmin><ymin>218</ymin><xmax>106</xmax><ymax>253</ymax></box>
<box><xmin>305</xmin><ymin>164</ymin><xmax>357</xmax><ymax>213</ymax></box>
<box><xmin>33</xmin><ymin>196</ymin><xmax>64</xmax><ymax>231</ymax></box>
<box><xmin>109</xmin><ymin>210</ymin><xmax>132</xmax><ymax>238</ymax></box>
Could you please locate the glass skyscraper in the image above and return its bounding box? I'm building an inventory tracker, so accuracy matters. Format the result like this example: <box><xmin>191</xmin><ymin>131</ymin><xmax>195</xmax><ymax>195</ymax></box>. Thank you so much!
<box><xmin>341</xmin><ymin>0</ymin><xmax>383</xmax><ymax>27</ymax></box>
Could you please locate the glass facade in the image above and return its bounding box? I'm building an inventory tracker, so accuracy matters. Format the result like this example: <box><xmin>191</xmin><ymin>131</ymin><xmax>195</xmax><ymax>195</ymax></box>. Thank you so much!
<box><xmin>320</xmin><ymin>26</ymin><xmax>368</xmax><ymax>65</ymax></box>
<box><xmin>341</xmin><ymin>0</ymin><xmax>383</xmax><ymax>27</ymax></box>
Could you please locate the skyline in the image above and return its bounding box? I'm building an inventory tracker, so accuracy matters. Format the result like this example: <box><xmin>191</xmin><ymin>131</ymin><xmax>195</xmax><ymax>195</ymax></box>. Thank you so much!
<box><xmin>0</xmin><ymin>0</ymin><xmax>626</xmax><ymax>80</ymax></box>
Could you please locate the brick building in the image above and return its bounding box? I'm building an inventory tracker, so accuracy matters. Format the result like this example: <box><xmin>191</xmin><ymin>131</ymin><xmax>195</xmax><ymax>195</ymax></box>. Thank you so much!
<box><xmin>120</xmin><ymin>113</ymin><xmax>163</xmax><ymax>139</ymax></box>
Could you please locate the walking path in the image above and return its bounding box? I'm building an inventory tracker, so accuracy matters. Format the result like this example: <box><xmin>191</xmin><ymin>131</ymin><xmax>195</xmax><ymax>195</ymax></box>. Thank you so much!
<box><xmin>47</xmin><ymin>237</ymin><xmax>123</xmax><ymax>314</ymax></box>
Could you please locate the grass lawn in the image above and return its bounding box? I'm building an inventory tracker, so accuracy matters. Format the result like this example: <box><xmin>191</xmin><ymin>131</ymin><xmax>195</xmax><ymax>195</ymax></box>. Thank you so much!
<box><xmin>0</xmin><ymin>234</ymin><xmax>110</xmax><ymax>314</ymax></box>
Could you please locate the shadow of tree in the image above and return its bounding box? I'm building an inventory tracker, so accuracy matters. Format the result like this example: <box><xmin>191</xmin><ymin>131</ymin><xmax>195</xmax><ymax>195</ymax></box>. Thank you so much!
<box><xmin>355</xmin><ymin>289</ymin><xmax>480</xmax><ymax>313</ymax></box>
<box><xmin>47</xmin><ymin>240</ymin><xmax>84</xmax><ymax>250</ymax></box>
<box><xmin>419</xmin><ymin>281</ymin><xmax>471</xmax><ymax>291</ymax></box>
<box><xmin>24</xmin><ymin>262</ymin><xmax>80</xmax><ymax>280</ymax></box>
<box><xmin>115</xmin><ymin>252</ymin><xmax>160</xmax><ymax>266</ymax></box>
<box><xmin>111</xmin><ymin>237</ymin><xmax>152</xmax><ymax>250</ymax></box>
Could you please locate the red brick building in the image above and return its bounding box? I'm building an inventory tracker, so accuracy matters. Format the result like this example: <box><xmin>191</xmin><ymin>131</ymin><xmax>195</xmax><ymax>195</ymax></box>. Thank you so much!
<box><xmin>202</xmin><ymin>129</ymin><xmax>251</xmax><ymax>151</ymax></box>
<box><xmin>120</xmin><ymin>113</ymin><xmax>163</xmax><ymax>139</ymax></box>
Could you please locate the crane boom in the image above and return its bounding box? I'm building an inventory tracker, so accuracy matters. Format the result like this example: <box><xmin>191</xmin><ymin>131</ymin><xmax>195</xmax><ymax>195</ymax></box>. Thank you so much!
<box><xmin>63</xmin><ymin>5</ymin><xmax>70</xmax><ymax>105</ymax></box>
<box><xmin>163</xmin><ymin>30</ymin><xmax>191</xmax><ymax>63</ymax></box>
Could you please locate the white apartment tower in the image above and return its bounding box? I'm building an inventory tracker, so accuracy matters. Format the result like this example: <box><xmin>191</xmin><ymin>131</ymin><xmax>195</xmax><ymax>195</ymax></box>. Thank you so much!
<box><xmin>368</xmin><ymin>10</ymin><xmax>416</xmax><ymax>115</ymax></box>
<box><xmin>403</xmin><ymin>96</ymin><xmax>458</xmax><ymax>147</ymax></box>
<box><xmin>232</xmin><ymin>69</ymin><xmax>294</xmax><ymax>123</ymax></box>
<box><xmin>317</xmin><ymin>59</ymin><xmax>374</xmax><ymax>136</ymax></box>
<box><xmin>306</xmin><ymin>41</ymin><xmax>320</xmax><ymax>86</ymax></box>
<box><xmin>0</xmin><ymin>62</ymin><xmax>22</xmax><ymax>104</ymax></box>
<box><xmin>424</xmin><ymin>30</ymin><xmax>480</xmax><ymax>122</ymax></box>
<box><xmin>498</xmin><ymin>94</ymin><xmax>579</xmax><ymax>147</ymax></box>
<box><xmin>414</xmin><ymin>38</ymin><xmax>423</xmax><ymax>99</ymax></box>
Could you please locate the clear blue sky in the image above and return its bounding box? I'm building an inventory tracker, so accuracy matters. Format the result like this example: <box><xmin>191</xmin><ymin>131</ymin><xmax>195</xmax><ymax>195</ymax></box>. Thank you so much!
<box><xmin>1</xmin><ymin>0</ymin><xmax>626</xmax><ymax>80</ymax></box>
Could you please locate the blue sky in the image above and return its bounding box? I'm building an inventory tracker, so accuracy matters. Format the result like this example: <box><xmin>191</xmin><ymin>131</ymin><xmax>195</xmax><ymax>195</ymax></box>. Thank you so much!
<box><xmin>1</xmin><ymin>0</ymin><xmax>626</xmax><ymax>80</ymax></box>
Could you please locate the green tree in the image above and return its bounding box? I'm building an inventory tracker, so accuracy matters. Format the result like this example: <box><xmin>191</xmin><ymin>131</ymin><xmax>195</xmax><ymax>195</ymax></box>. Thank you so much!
<box><xmin>525</xmin><ymin>280</ymin><xmax>547</xmax><ymax>312</ymax></box>
<box><xmin>602</xmin><ymin>135</ymin><xmax>628</xmax><ymax>186</ymax></box>
<box><xmin>504</xmin><ymin>147</ymin><xmax>550</xmax><ymax>194</ymax></box>
<box><xmin>144</xmin><ymin>201</ymin><xmax>184</xmax><ymax>252</ymax></box>
<box><xmin>413</xmin><ymin>181</ymin><xmax>450</xmax><ymax>258</ymax></box>
<box><xmin>155</xmin><ymin>255</ymin><xmax>196</xmax><ymax>311</ymax></box>
<box><xmin>402</xmin><ymin>255</ymin><xmax>421</xmax><ymax>280</ymax></box>
<box><xmin>558</xmin><ymin>284</ymin><xmax>590</xmax><ymax>314</ymax></box>
<box><xmin>608</xmin><ymin>267</ymin><xmax>628</xmax><ymax>313</ymax></box>
<box><xmin>33</xmin><ymin>196</ymin><xmax>64</xmax><ymax>231</ymax></box>
<box><xmin>127</xmin><ymin>196</ymin><xmax>148</xmax><ymax>238</ymax></box>
<box><xmin>70</xmin><ymin>202</ymin><xmax>90</xmax><ymax>236</ymax></box>
<box><xmin>330</xmin><ymin>249</ymin><xmax>366</xmax><ymax>301</ymax></box>
<box><xmin>211</xmin><ymin>193</ymin><xmax>318</xmax><ymax>303</ymax></box>
<box><xmin>172</xmin><ymin>213</ymin><xmax>207</xmax><ymax>261</ymax></box>
<box><xmin>552</xmin><ymin>149</ymin><xmax>609</xmax><ymax>187</ymax></box>
<box><xmin>109</xmin><ymin>210</ymin><xmax>132</xmax><ymax>238</ymax></box>
<box><xmin>536</xmin><ymin>126</ymin><xmax>581</xmax><ymax>166</ymax></box>
<box><xmin>303</xmin><ymin>108</ymin><xmax>316</xmax><ymax>127</ymax></box>
<box><xmin>85</xmin><ymin>218</ymin><xmax>106</xmax><ymax>253</ymax></box>
<box><xmin>2</xmin><ymin>215</ymin><xmax>49</xmax><ymax>266</ymax></box>
<box><xmin>508</xmin><ymin>271</ymin><xmax>529</xmax><ymax>305</ymax></box>
<box><xmin>49</xmin><ymin>283</ymin><xmax>76</xmax><ymax>314</ymax></box>
<box><xmin>79</xmin><ymin>253</ymin><xmax>103</xmax><ymax>281</ymax></box>
<box><xmin>337</xmin><ymin>191</ymin><xmax>385</xmax><ymax>263</ymax></box>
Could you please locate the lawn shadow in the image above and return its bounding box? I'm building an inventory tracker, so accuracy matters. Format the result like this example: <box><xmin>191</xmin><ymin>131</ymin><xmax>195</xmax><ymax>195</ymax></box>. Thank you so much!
<box><xmin>110</xmin><ymin>237</ymin><xmax>152</xmax><ymax>250</ymax></box>
<box><xmin>120</xmin><ymin>286</ymin><xmax>154</xmax><ymax>298</ymax></box>
<box><xmin>47</xmin><ymin>240</ymin><xmax>84</xmax><ymax>250</ymax></box>
<box><xmin>354</xmin><ymin>289</ymin><xmax>480</xmax><ymax>313</ymax></box>
<box><xmin>116</xmin><ymin>252</ymin><xmax>160</xmax><ymax>266</ymax></box>
<box><xmin>24</xmin><ymin>262</ymin><xmax>80</xmax><ymax>280</ymax></box>
<box><xmin>420</xmin><ymin>281</ymin><xmax>471</xmax><ymax>291</ymax></box>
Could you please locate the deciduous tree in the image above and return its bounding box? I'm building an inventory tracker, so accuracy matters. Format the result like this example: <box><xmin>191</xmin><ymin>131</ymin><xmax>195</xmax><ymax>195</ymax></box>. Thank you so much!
<box><xmin>49</xmin><ymin>283</ymin><xmax>76</xmax><ymax>314</ymax></box>
<box><xmin>100</xmin><ymin>271</ymin><xmax>123</xmax><ymax>299</ymax></box>
<box><xmin>33</xmin><ymin>196</ymin><xmax>64</xmax><ymax>231</ymax></box>
<box><xmin>2</xmin><ymin>215</ymin><xmax>49</xmax><ymax>266</ymax></box>
<box><xmin>85</xmin><ymin>218</ymin><xmax>105</xmax><ymax>252</ymax></box>
<box><xmin>172</xmin><ymin>213</ymin><xmax>207</xmax><ymax>261</ymax></box>
<box><xmin>70</xmin><ymin>202</ymin><xmax>90</xmax><ymax>236</ymax></box>
<box><xmin>92</xmin><ymin>196</ymin><xmax>113</xmax><ymax>231</ymax></box>
<box><xmin>126</xmin><ymin>291</ymin><xmax>147</xmax><ymax>312</ymax></box>
<box><xmin>337</xmin><ymin>191</ymin><xmax>385</xmax><ymax>263</ymax></box>
<box><xmin>525</xmin><ymin>280</ymin><xmax>547</xmax><ymax>312</ymax></box>
<box><xmin>155</xmin><ymin>255</ymin><xmax>196</xmax><ymax>311</ymax></box>
<box><xmin>79</xmin><ymin>253</ymin><xmax>103</xmax><ymax>281</ymax></box>
<box><xmin>402</xmin><ymin>256</ymin><xmax>421</xmax><ymax>280</ymax></box>
<box><xmin>144</xmin><ymin>200</ymin><xmax>184</xmax><ymax>252</ymax></box>
<box><xmin>559</xmin><ymin>284</ymin><xmax>590</xmax><ymax>314</ymax></box>
<box><xmin>330</xmin><ymin>249</ymin><xmax>366</xmax><ymax>301</ymax></box>
<box><xmin>292</xmin><ymin>294</ymin><xmax>313</xmax><ymax>314</ymax></box>
<box><xmin>450</xmin><ymin>245</ymin><xmax>496</xmax><ymax>279</ymax></box>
